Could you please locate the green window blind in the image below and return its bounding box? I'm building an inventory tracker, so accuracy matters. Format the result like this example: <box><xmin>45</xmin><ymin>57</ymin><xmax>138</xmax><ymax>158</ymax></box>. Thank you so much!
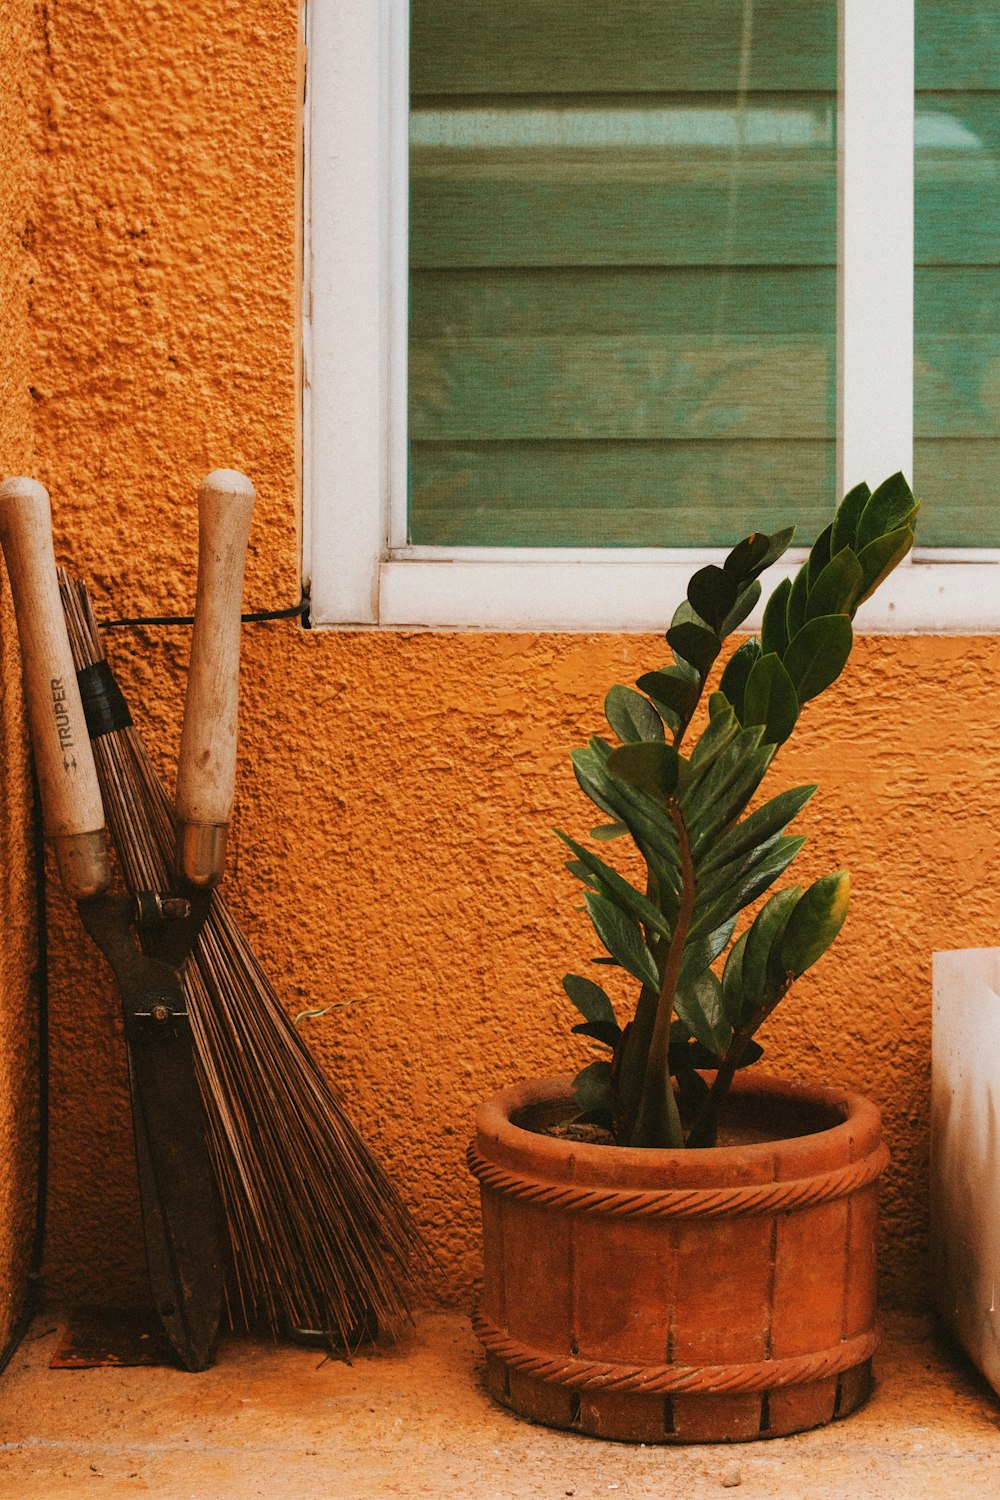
<box><xmin>915</xmin><ymin>3</ymin><xmax>1000</xmax><ymax>545</ymax></box>
<box><xmin>408</xmin><ymin>1</ymin><xmax>838</xmax><ymax>548</ymax></box>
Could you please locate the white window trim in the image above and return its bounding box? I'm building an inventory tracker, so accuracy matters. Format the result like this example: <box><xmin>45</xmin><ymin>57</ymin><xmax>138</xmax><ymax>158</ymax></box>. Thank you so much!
<box><xmin>304</xmin><ymin>0</ymin><xmax>1000</xmax><ymax>633</ymax></box>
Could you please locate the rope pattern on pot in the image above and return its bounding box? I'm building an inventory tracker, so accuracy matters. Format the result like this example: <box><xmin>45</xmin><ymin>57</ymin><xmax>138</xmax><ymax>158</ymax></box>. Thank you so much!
<box><xmin>472</xmin><ymin>1309</ymin><xmax>879</xmax><ymax>1395</ymax></box>
<box><xmin>466</xmin><ymin>1142</ymin><xmax>888</xmax><ymax>1220</ymax></box>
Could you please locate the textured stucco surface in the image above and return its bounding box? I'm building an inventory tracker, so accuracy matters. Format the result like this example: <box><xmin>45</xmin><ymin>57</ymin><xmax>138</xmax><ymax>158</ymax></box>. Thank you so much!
<box><xmin>0</xmin><ymin>0</ymin><xmax>43</xmax><ymax>1355</ymax></box>
<box><xmin>4</xmin><ymin>0</ymin><xmax>999</xmax><ymax>1324</ymax></box>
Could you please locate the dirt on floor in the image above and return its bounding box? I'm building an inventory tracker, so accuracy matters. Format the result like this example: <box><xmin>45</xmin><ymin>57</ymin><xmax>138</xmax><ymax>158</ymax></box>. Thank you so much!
<box><xmin>0</xmin><ymin>1309</ymin><xmax>997</xmax><ymax>1499</ymax></box>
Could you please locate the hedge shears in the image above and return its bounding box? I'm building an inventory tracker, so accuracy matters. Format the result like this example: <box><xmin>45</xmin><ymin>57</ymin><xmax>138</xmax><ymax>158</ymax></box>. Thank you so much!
<box><xmin>0</xmin><ymin>469</ymin><xmax>255</xmax><ymax>1371</ymax></box>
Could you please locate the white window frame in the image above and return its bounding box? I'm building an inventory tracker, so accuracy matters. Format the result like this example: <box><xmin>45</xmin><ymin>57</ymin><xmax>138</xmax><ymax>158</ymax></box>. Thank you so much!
<box><xmin>304</xmin><ymin>0</ymin><xmax>1000</xmax><ymax>632</ymax></box>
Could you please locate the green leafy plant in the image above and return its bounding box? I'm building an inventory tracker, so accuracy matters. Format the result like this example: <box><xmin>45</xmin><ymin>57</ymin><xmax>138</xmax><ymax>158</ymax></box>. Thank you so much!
<box><xmin>559</xmin><ymin>474</ymin><xmax>919</xmax><ymax>1149</ymax></box>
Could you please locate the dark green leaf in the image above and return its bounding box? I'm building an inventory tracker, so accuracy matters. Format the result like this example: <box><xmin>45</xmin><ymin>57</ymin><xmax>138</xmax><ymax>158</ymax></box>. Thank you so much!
<box><xmin>573</xmin><ymin>758</ymin><xmax>682</xmax><ymax>899</ymax></box>
<box><xmin>686</xmin><ymin>738</ymin><xmax>774</xmax><ymax>856</ymax></box>
<box><xmin>761</xmin><ymin>577</ymin><xmax>791</xmax><ymax>657</ymax></box>
<box><xmin>708</xmin><ymin>691</ymin><xmax>731</xmax><ymax>719</ymax></box>
<box><xmin>684</xmin><ymin>702</ymin><xmax>739</xmax><ymax>786</ymax></box>
<box><xmin>672</xmin><ymin>1057</ymin><xmax>711</xmax><ymax>1116</ymax></box>
<box><xmin>741</xmin><ymin>886</ymin><xmax>803</xmax><ymax>1011</ymax></box>
<box><xmin>717</xmin><ymin>638</ymin><xmax>762</xmax><ymax>722</ymax></box>
<box><xmin>607</xmin><ymin>741</ymin><xmax>680</xmax><ymax>801</ymax></box>
<box><xmin>742</xmin><ymin>652</ymin><xmax>800</xmax><ymax>747</ymax></box>
<box><xmin>571</xmin><ymin>1020</ymin><xmax>622</xmax><ymax>1049</ymax></box>
<box><xmin>635</xmin><ymin>668</ymin><xmax>699</xmax><ymax>722</ymax></box>
<box><xmin>666</xmin><ymin>622</ymin><xmax>721</xmax><ymax>677</ymax></box>
<box><xmin>725</xmin><ymin>527</ymin><xmax>795</xmax><ymax>583</ymax></box>
<box><xmin>689</xmin><ymin>702</ymin><xmax>739</xmax><ymax>762</ymax></box>
<box><xmin>616</xmin><ymin>986</ymin><xmax>660</xmax><ymax>1128</ymax></box>
<box><xmin>670</xmin><ymin>598</ymin><xmax>706</xmax><ymax>633</ymax></box>
<box><xmin>680</xmin><ymin>719</ymin><xmax>761</xmax><ymax>820</ymax></box>
<box><xmin>806</xmin><ymin>547</ymin><xmax>864</xmax><ymax>621</ymax></box>
<box><xmin>735</xmin><ymin>1039</ymin><xmax>765</xmax><ymax>1068</ymax></box>
<box><xmin>692</xmin><ymin>833</ymin><xmax>807</xmax><ymax>936</ymax></box>
<box><xmin>856</xmin><ymin>471</ymin><xmax>916</xmax><ymax>552</ymax></box>
<box><xmin>782</xmin><ymin>614</ymin><xmax>853</xmax><ymax>705</ymax></box>
<box><xmin>571</xmin><ymin>747</ymin><xmax>621</xmax><ymax>820</ymax></box>
<box><xmin>591</xmin><ymin>822</ymin><xmax>628</xmax><ymax>842</ymax></box>
<box><xmin>583</xmin><ymin>891</ymin><xmax>661</xmax><ymax>989</ymax></box>
<box><xmin>786</xmin><ymin>562</ymin><xmax>810</xmax><ymax>638</ymax></box>
<box><xmin>563</xmin><ymin>974</ymin><xmax>617</xmax><ymax>1024</ymax></box>
<box><xmin>780</xmin><ymin>871</ymin><xmax>850</xmax><ymax>977</ymax></box>
<box><xmin>718</xmin><ymin>578</ymin><xmax>761</xmax><ymax>637</ymax></box>
<box><xmin>604</xmin><ymin>684</ymin><xmax>664</xmax><ymax>744</ymax></box>
<box><xmin>675</xmin><ymin>969</ymin><xmax>731</xmax><ymax>1057</ymax></box>
<box><xmin>669</xmin><ymin>1029</ymin><xmax>725</xmax><ymax>1074</ymax></box>
<box><xmin>831</xmin><ymin>481</ymin><xmax>870</xmax><ymax>555</ymax></box>
<box><xmin>556</xmin><ymin>832</ymin><xmax>673</xmax><ymax>939</ymax></box>
<box><xmin>698</xmin><ymin>783</ymin><xmax>818</xmax><ymax>882</ymax></box>
<box><xmin>854</xmin><ymin>525</ymin><xmax>914</xmax><ymax>606</ymax></box>
<box><xmin>755</xmin><ymin>526</ymin><xmax>796</xmax><ymax>575</ymax></box>
<box><xmin>687</xmin><ymin>565</ymin><xmax>738</xmax><ymax>633</ymax></box>
<box><xmin>721</xmin><ymin>930</ymin><xmax>748</xmax><ymax>1027</ymax></box>
<box><xmin>572</xmin><ymin>1059</ymin><xmax>614</xmax><ymax>1120</ymax></box>
<box><xmin>724</xmin><ymin>531</ymin><xmax>770</xmax><ymax>581</ymax></box>
<box><xmin>806</xmin><ymin>522</ymin><xmax>833</xmax><ymax>593</ymax></box>
<box><xmin>679</xmin><ymin>916</ymin><xmax>737</xmax><ymax>983</ymax></box>
<box><xmin>565</xmin><ymin>858</ymin><xmax>600</xmax><ymax>888</ymax></box>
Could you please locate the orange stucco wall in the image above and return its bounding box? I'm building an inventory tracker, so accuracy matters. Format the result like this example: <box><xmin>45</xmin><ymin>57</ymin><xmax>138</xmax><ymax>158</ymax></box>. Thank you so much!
<box><xmin>0</xmin><ymin>0</ymin><xmax>42</xmax><ymax>1352</ymax></box>
<box><xmin>3</xmin><ymin>0</ymin><xmax>998</xmax><ymax>1322</ymax></box>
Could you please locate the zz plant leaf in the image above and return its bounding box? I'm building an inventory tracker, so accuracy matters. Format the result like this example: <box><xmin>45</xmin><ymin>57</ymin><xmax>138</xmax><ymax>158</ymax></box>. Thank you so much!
<box><xmin>742</xmin><ymin>653</ymin><xmax>799</xmax><ymax>746</ymax></box>
<box><xmin>780</xmin><ymin>872</ymin><xmax>851</xmax><ymax>977</ymax></box>
<box><xmin>563</xmin><ymin>974</ymin><xmax>617</xmax><ymax>1024</ymax></box>
<box><xmin>605</xmin><ymin>684</ymin><xmax>664</xmax><ymax>744</ymax></box>
<box><xmin>558</xmin><ymin>477</ymin><xmax>919</xmax><ymax>1149</ymax></box>
<box><xmin>687</xmin><ymin>565</ymin><xmax>738</xmax><ymax>632</ymax></box>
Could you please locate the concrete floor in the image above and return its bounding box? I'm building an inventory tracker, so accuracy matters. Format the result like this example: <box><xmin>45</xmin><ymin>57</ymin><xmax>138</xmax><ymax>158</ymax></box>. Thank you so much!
<box><xmin>0</xmin><ymin>1310</ymin><xmax>997</xmax><ymax>1498</ymax></box>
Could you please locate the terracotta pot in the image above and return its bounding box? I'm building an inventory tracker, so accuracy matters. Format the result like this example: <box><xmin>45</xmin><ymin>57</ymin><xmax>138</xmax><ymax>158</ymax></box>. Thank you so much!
<box><xmin>469</xmin><ymin>1073</ymin><xmax>887</xmax><ymax>1444</ymax></box>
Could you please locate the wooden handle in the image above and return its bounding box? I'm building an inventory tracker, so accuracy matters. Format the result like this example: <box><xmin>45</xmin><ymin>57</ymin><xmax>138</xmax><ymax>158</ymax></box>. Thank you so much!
<box><xmin>0</xmin><ymin>477</ymin><xmax>111</xmax><ymax>899</ymax></box>
<box><xmin>175</xmin><ymin>468</ymin><xmax>256</xmax><ymax>887</ymax></box>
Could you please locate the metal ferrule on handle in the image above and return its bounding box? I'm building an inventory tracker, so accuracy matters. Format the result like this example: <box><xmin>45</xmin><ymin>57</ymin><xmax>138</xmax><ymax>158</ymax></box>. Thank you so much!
<box><xmin>0</xmin><ymin>477</ymin><xmax>111</xmax><ymax>900</ymax></box>
<box><xmin>175</xmin><ymin>469</ymin><xmax>256</xmax><ymax>889</ymax></box>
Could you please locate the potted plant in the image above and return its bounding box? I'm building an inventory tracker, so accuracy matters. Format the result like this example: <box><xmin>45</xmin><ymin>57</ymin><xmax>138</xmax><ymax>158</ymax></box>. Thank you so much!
<box><xmin>469</xmin><ymin>474</ymin><xmax>919</xmax><ymax>1443</ymax></box>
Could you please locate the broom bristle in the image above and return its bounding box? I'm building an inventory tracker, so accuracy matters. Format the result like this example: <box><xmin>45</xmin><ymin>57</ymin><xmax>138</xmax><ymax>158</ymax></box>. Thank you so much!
<box><xmin>60</xmin><ymin>572</ymin><xmax>432</xmax><ymax>1346</ymax></box>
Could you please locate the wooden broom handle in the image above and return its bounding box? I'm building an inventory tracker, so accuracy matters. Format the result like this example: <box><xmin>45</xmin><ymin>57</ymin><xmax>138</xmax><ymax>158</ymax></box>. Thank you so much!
<box><xmin>175</xmin><ymin>469</ymin><xmax>256</xmax><ymax>888</ymax></box>
<box><xmin>0</xmin><ymin>477</ymin><xmax>111</xmax><ymax>900</ymax></box>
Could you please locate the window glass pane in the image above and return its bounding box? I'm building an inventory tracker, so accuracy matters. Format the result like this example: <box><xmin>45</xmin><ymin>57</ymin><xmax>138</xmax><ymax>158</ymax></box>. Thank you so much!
<box><xmin>408</xmin><ymin>1</ymin><xmax>838</xmax><ymax>548</ymax></box>
<box><xmin>915</xmin><ymin>4</ymin><xmax>1000</xmax><ymax>544</ymax></box>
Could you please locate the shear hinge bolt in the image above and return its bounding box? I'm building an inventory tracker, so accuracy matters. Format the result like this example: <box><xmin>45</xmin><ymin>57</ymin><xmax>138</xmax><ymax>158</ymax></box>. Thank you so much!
<box><xmin>151</xmin><ymin>1004</ymin><xmax>172</xmax><ymax>1024</ymax></box>
<box><xmin>134</xmin><ymin>892</ymin><xmax>192</xmax><ymax>925</ymax></box>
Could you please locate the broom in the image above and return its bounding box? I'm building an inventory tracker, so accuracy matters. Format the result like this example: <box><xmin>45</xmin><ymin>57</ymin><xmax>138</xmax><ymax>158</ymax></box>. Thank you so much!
<box><xmin>60</xmin><ymin>570</ymin><xmax>431</xmax><ymax>1346</ymax></box>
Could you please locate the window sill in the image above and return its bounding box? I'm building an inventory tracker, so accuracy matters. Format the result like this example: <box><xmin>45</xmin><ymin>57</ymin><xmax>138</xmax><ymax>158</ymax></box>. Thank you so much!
<box><xmin>310</xmin><ymin>551</ymin><xmax>1000</xmax><ymax>633</ymax></box>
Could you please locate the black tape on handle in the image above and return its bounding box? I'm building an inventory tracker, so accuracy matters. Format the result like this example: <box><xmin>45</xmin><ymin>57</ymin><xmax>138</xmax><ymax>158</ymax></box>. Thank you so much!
<box><xmin>76</xmin><ymin>661</ymin><xmax>133</xmax><ymax>739</ymax></box>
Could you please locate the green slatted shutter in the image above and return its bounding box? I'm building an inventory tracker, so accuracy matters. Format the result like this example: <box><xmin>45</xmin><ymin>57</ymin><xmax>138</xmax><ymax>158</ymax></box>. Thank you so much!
<box><xmin>409</xmin><ymin>1</ymin><xmax>839</xmax><ymax>548</ymax></box>
<box><xmin>914</xmin><ymin>3</ymin><xmax>1000</xmax><ymax>545</ymax></box>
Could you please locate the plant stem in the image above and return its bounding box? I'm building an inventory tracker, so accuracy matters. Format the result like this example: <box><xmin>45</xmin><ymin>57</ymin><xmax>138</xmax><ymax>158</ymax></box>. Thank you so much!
<box><xmin>684</xmin><ymin>977</ymin><xmax>796</xmax><ymax>1148</ymax></box>
<box><xmin>684</xmin><ymin>1044</ymin><xmax>746</xmax><ymax>1149</ymax></box>
<box><xmin>630</xmin><ymin>802</ymin><xmax>694</xmax><ymax>1148</ymax></box>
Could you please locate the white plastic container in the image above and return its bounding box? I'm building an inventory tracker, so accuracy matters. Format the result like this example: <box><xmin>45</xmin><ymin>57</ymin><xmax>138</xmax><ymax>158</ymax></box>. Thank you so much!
<box><xmin>931</xmin><ymin>948</ymin><xmax>1000</xmax><ymax>1395</ymax></box>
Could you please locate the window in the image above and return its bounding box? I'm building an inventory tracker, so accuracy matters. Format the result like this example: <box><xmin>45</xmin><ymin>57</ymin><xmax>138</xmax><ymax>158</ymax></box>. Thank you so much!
<box><xmin>409</xmin><ymin>2</ymin><xmax>838</xmax><ymax>549</ymax></box>
<box><xmin>305</xmin><ymin>1</ymin><xmax>1000</xmax><ymax>630</ymax></box>
<box><xmin>914</xmin><ymin>4</ymin><xmax>1000</xmax><ymax>545</ymax></box>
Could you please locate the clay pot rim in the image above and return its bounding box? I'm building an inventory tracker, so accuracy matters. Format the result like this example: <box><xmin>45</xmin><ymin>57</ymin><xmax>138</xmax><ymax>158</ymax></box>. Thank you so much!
<box><xmin>474</xmin><ymin>1072</ymin><xmax>884</xmax><ymax>1189</ymax></box>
